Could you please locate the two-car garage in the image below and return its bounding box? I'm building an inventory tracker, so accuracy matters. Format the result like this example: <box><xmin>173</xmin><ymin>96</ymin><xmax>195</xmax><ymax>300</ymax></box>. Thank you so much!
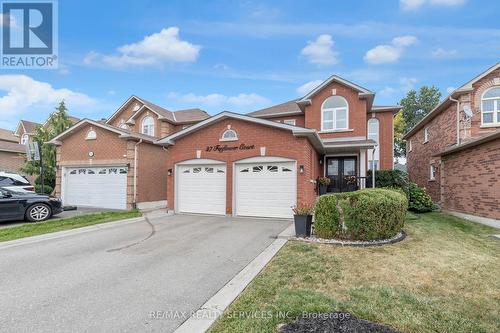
<box><xmin>175</xmin><ymin>158</ymin><xmax>297</xmax><ymax>218</ymax></box>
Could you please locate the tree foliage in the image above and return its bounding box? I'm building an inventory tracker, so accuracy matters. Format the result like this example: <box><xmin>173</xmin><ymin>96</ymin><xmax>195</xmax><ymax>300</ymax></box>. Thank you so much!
<box><xmin>395</xmin><ymin>86</ymin><xmax>441</xmax><ymax>157</ymax></box>
<box><xmin>21</xmin><ymin>101</ymin><xmax>73</xmax><ymax>193</ymax></box>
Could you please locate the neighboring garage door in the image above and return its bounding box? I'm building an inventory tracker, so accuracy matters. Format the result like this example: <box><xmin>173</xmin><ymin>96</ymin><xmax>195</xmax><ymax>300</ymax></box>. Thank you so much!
<box><xmin>235</xmin><ymin>161</ymin><xmax>296</xmax><ymax>218</ymax></box>
<box><xmin>177</xmin><ymin>164</ymin><xmax>226</xmax><ymax>215</ymax></box>
<box><xmin>63</xmin><ymin>166</ymin><xmax>128</xmax><ymax>210</ymax></box>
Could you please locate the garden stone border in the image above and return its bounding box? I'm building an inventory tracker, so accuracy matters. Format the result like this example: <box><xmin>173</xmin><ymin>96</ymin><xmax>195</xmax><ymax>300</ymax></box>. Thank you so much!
<box><xmin>291</xmin><ymin>230</ymin><xmax>406</xmax><ymax>247</ymax></box>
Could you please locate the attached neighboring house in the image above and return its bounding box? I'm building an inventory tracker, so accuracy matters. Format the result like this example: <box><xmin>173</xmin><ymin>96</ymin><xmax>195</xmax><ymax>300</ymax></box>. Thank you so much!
<box><xmin>48</xmin><ymin>96</ymin><xmax>210</xmax><ymax>210</ymax></box>
<box><xmin>404</xmin><ymin>62</ymin><xmax>500</xmax><ymax>220</ymax></box>
<box><xmin>0</xmin><ymin>127</ymin><xmax>26</xmax><ymax>173</ymax></box>
<box><xmin>157</xmin><ymin>75</ymin><xmax>399</xmax><ymax>218</ymax></box>
<box><xmin>14</xmin><ymin>120</ymin><xmax>42</xmax><ymax>146</ymax></box>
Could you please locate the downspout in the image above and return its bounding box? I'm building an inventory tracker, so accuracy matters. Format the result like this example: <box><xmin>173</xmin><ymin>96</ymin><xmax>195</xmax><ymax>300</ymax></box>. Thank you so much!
<box><xmin>449</xmin><ymin>96</ymin><xmax>460</xmax><ymax>145</ymax></box>
<box><xmin>372</xmin><ymin>148</ymin><xmax>376</xmax><ymax>188</ymax></box>
<box><xmin>133</xmin><ymin>139</ymin><xmax>143</xmax><ymax>209</ymax></box>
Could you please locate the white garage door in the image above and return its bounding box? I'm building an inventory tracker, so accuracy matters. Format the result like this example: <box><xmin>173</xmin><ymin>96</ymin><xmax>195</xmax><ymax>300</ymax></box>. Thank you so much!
<box><xmin>235</xmin><ymin>161</ymin><xmax>296</xmax><ymax>218</ymax></box>
<box><xmin>63</xmin><ymin>166</ymin><xmax>127</xmax><ymax>210</ymax></box>
<box><xmin>177</xmin><ymin>164</ymin><xmax>226</xmax><ymax>215</ymax></box>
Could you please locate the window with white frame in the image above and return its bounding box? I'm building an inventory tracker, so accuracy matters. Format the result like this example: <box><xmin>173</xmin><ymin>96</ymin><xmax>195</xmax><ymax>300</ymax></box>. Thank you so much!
<box><xmin>283</xmin><ymin>119</ymin><xmax>296</xmax><ymax>126</ymax></box>
<box><xmin>220</xmin><ymin>129</ymin><xmax>238</xmax><ymax>141</ymax></box>
<box><xmin>20</xmin><ymin>134</ymin><xmax>29</xmax><ymax>145</ymax></box>
<box><xmin>481</xmin><ymin>86</ymin><xmax>500</xmax><ymax>126</ymax></box>
<box><xmin>321</xmin><ymin>96</ymin><xmax>348</xmax><ymax>131</ymax></box>
<box><xmin>408</xmin><ymin>139</ymin><xmax>412</xmax><ymax>152</ymax></box>
<box><xmin>367</xmin><ymin>118</ymin><xmax>379</xmax><ymax>170</ymax></box>
<box><xmin>85</xmin><ymin>129</ymin><xmax>97</xmax><ymax>140</ymax></box>
<box><xmin>141</xmin><ymin>116</ymin><xmax>155</xmax><ymax>136</ymax></box>
<box><xmin>430</xmin><ymin>164</ymin><xmax>437</xmax><ymax>180</ymax></box>
<box><xmin>424</xmin><ymin>127</ymin><xmax>429</xmax><ymax>143</ymax></box>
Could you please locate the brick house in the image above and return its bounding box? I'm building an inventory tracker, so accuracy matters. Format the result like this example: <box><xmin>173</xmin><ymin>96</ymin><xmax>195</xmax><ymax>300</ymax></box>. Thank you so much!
<box><xmin>48</xmin><ymin>96</ymin><xmax>209</xmax><ymax>210</ymax></box>
<box><xmin>156</xmin><ymin>75</ymin><xmax>399</xmax><ymax>218</ymax></box>
<box><xmin>0</xmin><ymin>127</ymin><xmax>26</xmax><ymax>173</ymax></box>
<box><xmin>404</xmin><ymin>62</ymin><xmax>500</xmax><ymax>220</ymax></box>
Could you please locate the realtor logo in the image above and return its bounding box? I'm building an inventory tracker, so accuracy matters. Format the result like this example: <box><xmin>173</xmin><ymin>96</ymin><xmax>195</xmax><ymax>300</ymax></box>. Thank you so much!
<box><xmin>1</xmin><ymin>0</ymin><xmax>58</xmax><ymax>68</ymax></box>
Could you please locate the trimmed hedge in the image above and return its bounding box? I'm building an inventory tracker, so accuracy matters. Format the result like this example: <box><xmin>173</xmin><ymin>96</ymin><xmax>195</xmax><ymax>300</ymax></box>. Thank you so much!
<box><xmin>314</xmin><ymin>188</ymin><xmax>408</xmax><ymax>241</ymax></box>
<box><xmin>367</xmin><ymin>169</ymin><xmax>410</xmax><ymax>196</ymax></box>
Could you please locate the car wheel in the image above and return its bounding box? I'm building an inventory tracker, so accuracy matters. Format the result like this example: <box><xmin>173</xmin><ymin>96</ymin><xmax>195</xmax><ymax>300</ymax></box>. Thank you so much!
<box><xmin>26</xmin><ymin>203</ymin><xmax>52</xmax><ymax>222</ymax></box>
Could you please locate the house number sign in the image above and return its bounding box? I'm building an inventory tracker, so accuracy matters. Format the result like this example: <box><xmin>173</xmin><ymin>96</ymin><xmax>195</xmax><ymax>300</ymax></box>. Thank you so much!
<box><xmin>205</xmin><ymin>143</ymin><xmax>255</xmax><ymax>153</ymax></box>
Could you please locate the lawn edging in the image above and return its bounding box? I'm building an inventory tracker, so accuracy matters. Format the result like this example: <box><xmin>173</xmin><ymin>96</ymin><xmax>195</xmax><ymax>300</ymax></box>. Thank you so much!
<box><xmin>292</xmin><ymin>230</ymin><xmax>406</xmax><ymax>247</ymax></box>
<box><xmin>0</xmin><ymin>214</ymin><xmax>144</xmax><ymax>250</ymax></box>
<box><xmin>174</xmin><ymin>223</ymin><xmax>294</xmax><ymax>333</ymax></box>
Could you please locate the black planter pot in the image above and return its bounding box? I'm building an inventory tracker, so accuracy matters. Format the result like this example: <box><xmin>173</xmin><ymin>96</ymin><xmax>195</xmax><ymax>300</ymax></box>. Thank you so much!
<box><xmin>319</xmin><ymin>184</ymin><xmax>328</xmax><ymax>195</ymax></box>
<box><xmin>294</xmin><ymin>214</ymin><xmax>312</xmax><ymax>237</ymax></box>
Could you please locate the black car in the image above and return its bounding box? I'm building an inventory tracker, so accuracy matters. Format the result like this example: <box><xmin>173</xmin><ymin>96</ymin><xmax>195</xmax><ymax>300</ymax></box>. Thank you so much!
<box><xmin>0</xmin><ymin>188</ymin><xmax>63</xmax><ymax>222</ymax></box>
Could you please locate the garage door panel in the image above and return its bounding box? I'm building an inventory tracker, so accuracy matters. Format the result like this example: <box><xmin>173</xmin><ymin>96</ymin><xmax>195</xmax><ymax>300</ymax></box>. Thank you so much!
<box><xmin>235</xmin><ymin>162</ymin><xmax>296</xmax><ymax>218</ymax></box>
<box><xmin>177</xmin><ymin>164</ymin><xmax>226</xmax><ymax>215</ymax></box>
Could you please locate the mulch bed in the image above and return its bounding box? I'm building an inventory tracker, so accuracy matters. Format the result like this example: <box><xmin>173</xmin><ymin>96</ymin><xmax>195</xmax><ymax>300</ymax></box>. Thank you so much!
<box><xmin>279</xmin><ymin>312</ymin><xmax>401</xmax><ymax>333</ymax></box>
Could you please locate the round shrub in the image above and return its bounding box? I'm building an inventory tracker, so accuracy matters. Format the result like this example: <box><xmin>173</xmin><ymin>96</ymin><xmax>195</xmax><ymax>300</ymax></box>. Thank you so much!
<box><xmin>408</xmin><ymin>182</ymin><xmax>434</xmax><ymax>213</ymax></box>
<box><xmin>314</xmin><ymin>188</ymin><xmax>408</xmax><ymax>241</ymax></box>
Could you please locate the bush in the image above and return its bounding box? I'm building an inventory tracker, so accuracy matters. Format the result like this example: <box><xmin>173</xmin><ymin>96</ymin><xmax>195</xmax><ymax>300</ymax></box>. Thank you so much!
<box><xmin>367</xmin><ymin>169</ymin><xmax>410</xmax><ymax>196</ymax></box>
<box><xmin>408</xmin><ymin>182</ymin><xmax>434</xmax><ymax>213</ymax></box>
<box><xmin>314</xmin><ymin>188</ymin><xmax>408</xmax><ymax>241</ymax></box>
<box><xmin>35</xmin><ymin>184</ymin><xmax>54</xmax><ymax>195</ymax></box>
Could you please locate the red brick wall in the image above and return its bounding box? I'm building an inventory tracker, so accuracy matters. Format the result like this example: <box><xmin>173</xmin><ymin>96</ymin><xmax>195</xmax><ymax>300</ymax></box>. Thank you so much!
<box><xmin>259</xmin><ymin>115</ymin><xmax>306</xmax><ymax>127</ymax></box>
<box><xmin>442</xmin><ymin>138</ymin><xmax>500</xmax><ymax>219</ymax></box>
<box><xmin>369</xmin><ymin>112</ymin><xmax>394</xmax><ymax>170</ymax></box>
<box><xmin>470</xmin><ymin>68</ymin><xmax>500</xmax><ymax>138</ymax></box>
<box><xmin>109</xmin><ymin>100</ymin><xmax>137</xmax><ymax>128</ymax></box>
<box><xmin>304</xmin><ymin>81</ymin><xmax>368</xmax><ymax>139</ymax></box>
<box><xmin>165</xmin><ymin>118</ymin><xmax>319</xmax><ymax>214</ymax></box>
<box><xmin>0</xmin><ymin>151</ymin><xmax>26</xmax><ymax>173</ymax></box>
<box><xmin>136</xmin><ymin>142</ymin><xmax>169</xmax><ymax>203</ymax></box>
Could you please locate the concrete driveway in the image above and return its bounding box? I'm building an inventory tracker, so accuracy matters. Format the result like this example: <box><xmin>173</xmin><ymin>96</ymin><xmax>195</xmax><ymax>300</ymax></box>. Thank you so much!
<box><xmin>0</xmin><ymin>214</ymin><xmax>290</xmax><ymax>332</ymax></box>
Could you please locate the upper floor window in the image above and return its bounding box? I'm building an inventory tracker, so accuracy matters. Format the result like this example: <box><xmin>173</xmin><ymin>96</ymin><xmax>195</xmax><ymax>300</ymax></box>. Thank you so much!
<box><xmin>321</xmin><ymin>96</ymin><xmax>348</xmax><ymax>131</ymax></box>
<box><xmin>20</xmin><ymin>134</ymin><xmax>29</xmax><ymax>145</ymax></box>
<box><xmin>283</xmin><ymin>119</ymin><xmax>296</xmax><ymax>126</ymax></box>
<box><xmin>141</xmin><ymin>116</ymin><xmax>155</xmax><ymax>136</ymax></box>
<box><xmin>367</xmin><ymin>118</ymin><xmax>379</xmax><ymax>170</ymax></box>
<box><xmin>424</xmin><ymin>127</ymin><xmax>429</xmax><ymax>143</ymax></box>
<box><xmin>86</xmin><ymin>129</ymin><xmax>97</xmax><ymax>140</ymax></box>
<box><xmin>220</xmin><ymin>129</ymin><xmax>238</xmax><ymax>141</ymax></box>
<box><xmin>481</xmin><ymin>86</ymin><xmax>500</xmax><ymax>126</ymax></box>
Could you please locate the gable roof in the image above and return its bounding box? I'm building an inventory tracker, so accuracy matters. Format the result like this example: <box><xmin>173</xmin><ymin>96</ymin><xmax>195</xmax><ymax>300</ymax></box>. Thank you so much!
<box><xmin>48</xmin><ymin>118</ymin><xmax>157</xmax><ymax>145</ymax></box>
<box><xmin>403</xmin><ymin>62</ymin><xmax>500</xmax><ymax>140</ymax></box>
<box><xmin>155</xmin><ymin>111</ymin><xmax>323</xmax><ymax>151</ymax></box>
<box><xmin>298</xmin><ymin>74</ymin><xmax>374</xmax><ymax>102</ymax></box>
<box><xmin>14</xmin><ymin>120</ymin><xmax>42</xmax><ymax>136</ymax></box>
<box><xmin>0</xmin><ymin>141</ymin><xmax>26</xmax><ymax>153</ymax></box>
<box><xmin>0</xmin><ymin>128</ymin><xmax>18</xmax><ymax>143</ymax></box>
<box><xmin>247</xmin><ymin>99</ymin><xmax>303</xmax><ymax>118</ymax></box>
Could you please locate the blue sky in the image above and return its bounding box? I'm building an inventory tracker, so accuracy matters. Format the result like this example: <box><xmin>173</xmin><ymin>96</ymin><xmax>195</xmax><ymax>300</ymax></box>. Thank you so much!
<box><xmin>1</xmin><ymin>0</ymin><xmax>499</xmax><ymax>129</ymax></box>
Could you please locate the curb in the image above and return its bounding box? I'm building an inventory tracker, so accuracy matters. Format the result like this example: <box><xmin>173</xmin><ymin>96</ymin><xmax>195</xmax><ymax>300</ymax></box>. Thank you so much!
<box><xmin>174</xmin><ymin>224</ymin><xmax>294</xmax><ymax>333</ymax></box>
<box><xmin>0</xmin><ymin>216</ymin><xmax>145</xmax><ymax>251</ymax></box>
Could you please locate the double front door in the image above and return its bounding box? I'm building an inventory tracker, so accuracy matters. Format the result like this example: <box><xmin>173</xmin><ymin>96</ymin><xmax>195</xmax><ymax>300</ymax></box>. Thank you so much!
<box><xmin>326</xmin><ymin>157</ymin><xmax>357</xmax><ymax>193</ymax></box>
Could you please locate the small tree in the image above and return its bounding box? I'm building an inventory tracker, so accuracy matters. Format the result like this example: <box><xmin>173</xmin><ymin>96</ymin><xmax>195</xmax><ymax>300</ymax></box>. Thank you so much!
<box><xmin>21</xmin><ymin>101</ymin><xmax>73</xmax><ymax>193</ymax></box>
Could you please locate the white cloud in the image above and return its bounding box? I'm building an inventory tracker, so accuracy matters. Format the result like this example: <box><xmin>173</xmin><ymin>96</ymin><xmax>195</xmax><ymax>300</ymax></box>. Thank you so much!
<box><xmin>167</xmin><ymin>92</ymin><xmax>271</xmax><ymax>110</ymax></box>
<box><xmin>431</xmin><ymin>47</ymin><xmax>458</xmax><ymax>58</ymax></box>
<box><xmin>364</xmin><ymin>35</ymin><xmax>417</xmax><ymax>64</ymax></box>
<box><xmin>446</xmin><ymin>87</ymin><xmax>456</xmax><ymax>94</ymax></box>
<box><xmin>84</xmin><ymin>27</ymin><xmax>201</xmax><ymax>68</ymax></box>
<box><xmin>379</xmin><ymin>77</ymin><xmax>418</xmax><ymax>97</ymax></box>
<box><xmin>0</xmin><ymin>75</ymin><xmax>96</xmax><ymax>119</ymax></box>
<box><xmin>301</xmin><ymin>34</ymin><xmax>339</xmax><ymax>66</ymax></box>
<box><xmin>400</xmin><ymin>0</ymin><xmax>465</xmax><ymax>11</ymax></box>
<box><xmin>296</xmin><ymin>80</ymin><xmax>323</xmax><ymax>96</ymax></box>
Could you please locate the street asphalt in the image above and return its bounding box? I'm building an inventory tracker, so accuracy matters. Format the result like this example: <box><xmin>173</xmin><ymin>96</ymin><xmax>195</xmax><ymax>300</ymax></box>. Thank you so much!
<box><xmin>0</xmin><ymin>214</ymin><xmax>290</xmax><ymax>332</ymax></box>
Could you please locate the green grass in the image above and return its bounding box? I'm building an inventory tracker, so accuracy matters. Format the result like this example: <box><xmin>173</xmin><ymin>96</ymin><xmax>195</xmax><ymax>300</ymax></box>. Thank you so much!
<box><xmin>0</xmin><ymin>210</ymin><xmax>141</xmax><ymax>243</ymax></box>
<box><xmin>209</xmin><ymin>212</ymin><xmax>500</xmax><ymax>333</ymax></box>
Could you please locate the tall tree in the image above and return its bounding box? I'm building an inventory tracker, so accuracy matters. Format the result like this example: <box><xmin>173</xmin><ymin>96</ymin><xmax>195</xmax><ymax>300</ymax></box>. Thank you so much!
<box><xmin>22</xmin><ymin>101</ymin><xmax>73</xmax><ymax>193</ymax></box>
<box><xmin>395</xmin><ymin>86</ymin><xmax>441</xmax><ymax>158</ymax></box>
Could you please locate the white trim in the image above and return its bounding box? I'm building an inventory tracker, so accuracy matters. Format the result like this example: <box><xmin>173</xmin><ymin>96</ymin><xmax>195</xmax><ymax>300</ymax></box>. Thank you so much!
<box><xmin>176</xmin><ymin>158</ymin><xmax>226</xmax><ymax>166</ymax></box>
<box><xmin>318</xmin><ymin>129</ymin><xmax>354</xmax><ymax>134</ymax></box>
<box><xmin>455</xmin><ymin>62</ymin><xmax>500</xmax><ymax>93</ymax></box>
<box><xmin>234</xmin><ymin>156</ymin><xmax>296</xmax><ymax>164</ymax></box>
<box><xmin>283</xmin><ymin>119</ymin><xmax>296</xmax><ymax>126</ymax></box>
<box><xmin>220</xmin><ymin>129</ymin><xmax>238</xmax><ymax>142</ymax></box>
<box><xmin>480</xmin><ymin>86</ymin><xmax>500</xmax><ymax>126</ymax></box>
<box><xmin>429</xmin><ymin>164</ymin><xmax>437</xmax><ymax>181</ymax></box>
<box><xmin>322</xmin><ymin>136</ymin><xmax>366</xmax><ymax>143</ymax></box>
<box><xmin>320</xmin><ymin>96</ymin><xmax>349</xmax><ymax>131</ymax></box>
<box><xmin>299</xmin><ymin>75</ymin><xmax>373</xmax><ymax>101</ymax></box>
<box><xmin>141</xmin><ymin>115</ymin><xmax>155</xmax><ymax>136</ymax></box>
<box><xmin>424</xmin><ymin>127</ymin><xmax>429</xmax><ymax>143</ymax></box>
<box><xmin>126</xmin><ymin>105</ymin><xmax>169</xmax><ymax>124</ymax></box>
<box><xmin>106</xmin><ymin>95</ymin><xmax>144</xmax><ymax>124</ymax></box>
<box><xmin>250</xmin><ymin>111</ymin><xmax>303</xmax><ymax>118</ymax></box>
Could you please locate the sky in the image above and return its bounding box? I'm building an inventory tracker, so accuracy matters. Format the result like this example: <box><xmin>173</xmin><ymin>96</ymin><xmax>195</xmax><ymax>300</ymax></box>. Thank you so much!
<box><xmin>0</xmin><ymin>0</ymin><xmax>499</xmax><ymax>129</ymax></box>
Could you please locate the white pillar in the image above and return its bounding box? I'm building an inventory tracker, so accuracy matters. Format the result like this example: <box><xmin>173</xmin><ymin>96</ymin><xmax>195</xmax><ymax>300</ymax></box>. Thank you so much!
<box><xmin>359</xmin><ymin>149</ymin><xmax>366</xmax><ymax>189</ymax></box>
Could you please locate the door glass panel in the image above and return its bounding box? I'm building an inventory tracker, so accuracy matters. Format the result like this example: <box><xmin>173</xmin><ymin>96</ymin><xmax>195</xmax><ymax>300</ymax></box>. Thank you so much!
<box><xmin>327</xmin><ymin>159</ymin><xmax>339</xmax><ymax>176</ymax></box>
<box><xmin>343</xmin><ymin>159</ymin><xmax>356</xmax><ymax>176</ymax></box>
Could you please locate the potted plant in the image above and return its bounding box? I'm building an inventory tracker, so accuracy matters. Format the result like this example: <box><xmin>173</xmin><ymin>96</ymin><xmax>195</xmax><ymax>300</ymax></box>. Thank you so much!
<box><xmin>317</xmin><ymin>177</ymin><xmax>331</xmax><ymax>195</ymax></box>
<box><xmin>292</xmin><ymin>203</ymin><xmax>314</xmax><ymax>237</ymax></box>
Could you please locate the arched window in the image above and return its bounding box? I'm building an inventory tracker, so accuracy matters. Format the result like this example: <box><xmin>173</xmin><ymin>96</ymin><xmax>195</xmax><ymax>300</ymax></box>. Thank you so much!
<box><xmin>141</xmin><ymin>116</ymin><xmax>155</xmax><ymax>136</ymax></box>
<box><xmin>86</xmin><ymin>129</ymin><xmax>97</xmax><ymax>140</ymax></box>
<box><xmin>220</xmin><ymin>129</ymin><xmax>238</xmax><ymax>141</ymax></box>
<box><xmin>20</xmin><ymin>134</ymin><xmax>29</xmax><ymax>145</ymax></box>
<box><xmin>321</xmin><ymin>96</ymin><xmax>348</xmax><ymax>131</ymax></box>
<box><xmin>367</xmin><ymin>118</ymin><xmax>379</xmax><ymax>171</ymax></box>
<box><xmin>481</xmin><ymin>86</ymin><xmax>500</xmax><ymax>126</ymax></box>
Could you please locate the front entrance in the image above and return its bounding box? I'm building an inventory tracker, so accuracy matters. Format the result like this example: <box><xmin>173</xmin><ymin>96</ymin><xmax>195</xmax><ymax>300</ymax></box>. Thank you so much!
<box><xmin>326</xmin><ymin>157</ymin><xmax>358</xmax><ymax>193</ymax></box>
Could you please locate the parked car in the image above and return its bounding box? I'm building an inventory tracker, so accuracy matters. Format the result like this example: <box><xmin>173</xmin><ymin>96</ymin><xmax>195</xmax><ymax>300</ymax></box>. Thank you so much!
<box><xmin>0</xmin><ymin>188</ymin><xmax>63</xmax><ymax>222</ymax></box>
<box><xmin>0</xmin><ymin>171</ymin><xmax>35</xmax><ymax>193</ymax></box>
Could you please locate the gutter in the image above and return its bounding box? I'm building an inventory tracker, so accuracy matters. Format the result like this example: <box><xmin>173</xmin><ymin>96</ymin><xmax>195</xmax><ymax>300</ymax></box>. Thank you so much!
<box><xmin>133</xmin><ymin>139</ymin><xmax>143</xmax><ymax>209</ymax></box>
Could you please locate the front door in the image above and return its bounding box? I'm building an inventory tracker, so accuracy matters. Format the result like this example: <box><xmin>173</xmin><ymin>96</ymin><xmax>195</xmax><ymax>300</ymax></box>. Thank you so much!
<box><xmin>326</xmin><ymin>157</ymin><xmax>357</xmax><ymax>192</ymax></box>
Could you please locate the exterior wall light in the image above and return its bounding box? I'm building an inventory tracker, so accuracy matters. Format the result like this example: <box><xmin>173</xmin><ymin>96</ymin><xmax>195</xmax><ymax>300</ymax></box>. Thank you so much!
<box><xmin>299</xmin><ymin>165</ymin><xmax>304</xmax><ymax>174</ymax></box>
<box><xmin>167</xmin><ymin>169</ymin><xmax>172</xmax><ymax>176</ymax></box>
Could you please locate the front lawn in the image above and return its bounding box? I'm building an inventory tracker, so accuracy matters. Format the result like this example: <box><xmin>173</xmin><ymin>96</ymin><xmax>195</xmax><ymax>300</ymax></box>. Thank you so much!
<box><xmin>209</xmin><ymin>212</ymin><xmax>500</xmax><ymax>333</ymax></box>
<box><xmin>0</xmin><ymin>210</ymin><xmax>141</xmax><ymax>243</ymax></box>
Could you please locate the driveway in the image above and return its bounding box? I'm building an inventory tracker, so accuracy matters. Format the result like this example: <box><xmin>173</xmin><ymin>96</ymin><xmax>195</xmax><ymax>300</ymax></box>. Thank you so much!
<box><xmin>0</xmin><ymin>214</ymin><xmax>290</xmax><ymax>332</ymax></box>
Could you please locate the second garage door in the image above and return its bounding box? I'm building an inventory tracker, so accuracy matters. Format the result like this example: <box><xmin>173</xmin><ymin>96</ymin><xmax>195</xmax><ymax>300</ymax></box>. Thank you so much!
<box><xmin>177</xmin><ymin>164</ymin><xmax>226</xmax><ymax>215</ymax></box>
<box><xmin>235</xmin><ymin>161</ymin><xmax>296</xmax><ymax>218</ymax></box>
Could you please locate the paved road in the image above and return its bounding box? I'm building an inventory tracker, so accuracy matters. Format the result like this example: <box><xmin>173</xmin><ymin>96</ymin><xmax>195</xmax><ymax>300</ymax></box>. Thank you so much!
<box><xmin>0</xmin><ymin>214</ymin><xmax>290</xmax><ymax>332</ymax></box>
